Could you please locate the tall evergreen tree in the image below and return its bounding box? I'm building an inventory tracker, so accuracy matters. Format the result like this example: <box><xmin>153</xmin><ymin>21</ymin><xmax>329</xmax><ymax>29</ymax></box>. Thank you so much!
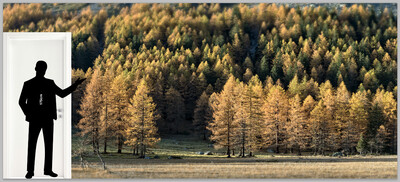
<box><xmin>108</xmin><ymin>71</ymin><xmax>130</xmax><ymax>153</ymax></box>
<box><xmin>208</xmin><ymin>75</ymin><xmax>239</xmax><ymax>157</ymax></box>
<box><xmin>263</xmin><ymin>85</ymin><xmax>288</xmax><ymax>153</ymax></box>
<box><xmin>349</xmin><ymin>85</ymin><xmax>370</xmax><ymax>150</ymax></box>
<box><xmin>77</xmin><ymin>68</ymin><xmax>102</xmax><ymax>152</ymax></box>
<box><xmin>310</xmin><ymin>100</ymin><xmax>331</xmax><ymax>155</ymax></box>
<box><xmin>302</xmin><ymin>95</ymin><xmax>316</xmax><ymax>151</ymax></box>
<box><xmin>286</xmin><ymin>94</ymin><xmax>307</xmax><ymax>154</ymax></box>
<box><xmin>373</xmin><ymin>88</ymin><xmax>397</xmax><ymax>153</ymax></box>
<box><xmin>334</xmin><ymin>82</ymin><xmax>352</xmax><ymax>153</ymax></box>
<box><xmin>233</xmin><ymin>82</ymin><xmax>249</xmax><ymax>157</ymax></box>
<box><xmin>244</xmin><ymin>75</ymin><xmax>265</xmax><ymax>155</ymax></box>
<box><xmin>125</xmin><ymin>79</ymin><xmax>160</xmax><ymax>157</ymax></box>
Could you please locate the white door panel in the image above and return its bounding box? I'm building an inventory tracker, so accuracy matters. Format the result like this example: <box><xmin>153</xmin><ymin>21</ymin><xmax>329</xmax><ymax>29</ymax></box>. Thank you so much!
<box><xmin>3</xmin><ymin>32</ymin><xmax>71</xmax><ymax>179</ymax></box>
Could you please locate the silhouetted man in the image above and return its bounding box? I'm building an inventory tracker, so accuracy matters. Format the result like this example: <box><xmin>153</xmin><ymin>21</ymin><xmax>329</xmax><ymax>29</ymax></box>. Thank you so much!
<box><xmin>19</xmin><ymin>60</ymin><xmax>85</xmax><ymax>179</ymax></box>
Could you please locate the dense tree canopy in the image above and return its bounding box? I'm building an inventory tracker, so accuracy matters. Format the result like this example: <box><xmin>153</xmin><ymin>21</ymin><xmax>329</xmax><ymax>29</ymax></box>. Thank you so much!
<box><xmin>4</xmin><ymin>3</ymin><xmax>397</xmax><ymax>155</ymax></box>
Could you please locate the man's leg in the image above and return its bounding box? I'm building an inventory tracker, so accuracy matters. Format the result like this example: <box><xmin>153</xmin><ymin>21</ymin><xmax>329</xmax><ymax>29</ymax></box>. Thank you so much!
<box><xmin>42</xmin><ymin>119</ymin><xmax>54</xmax><ymax>173</ymax></box>
<box><xmin>27</xmin><ymin>122</ymin><xmax>41</xmax><ymax>173</ymax></box>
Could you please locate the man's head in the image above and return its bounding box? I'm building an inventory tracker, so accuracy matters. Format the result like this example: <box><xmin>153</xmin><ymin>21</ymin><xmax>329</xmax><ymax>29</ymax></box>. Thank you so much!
<box><xmin>35</xmin><ymin>60</ymin><xmax>47</xmax><ymax>77</ymax></box>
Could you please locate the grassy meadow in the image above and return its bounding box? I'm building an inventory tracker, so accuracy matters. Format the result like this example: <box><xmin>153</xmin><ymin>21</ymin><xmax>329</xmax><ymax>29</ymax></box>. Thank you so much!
<box><xmin>72</xmin><ymin>134</ymin><xmax>397</xmax><ymax>179</ymax></box>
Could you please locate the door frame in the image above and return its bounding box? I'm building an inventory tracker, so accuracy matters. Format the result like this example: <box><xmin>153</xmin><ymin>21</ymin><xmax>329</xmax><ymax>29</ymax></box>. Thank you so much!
<box><xmin>2</xmin><ymin>32</ymin><xmax>71</xmax><ymax>179</ymax></box>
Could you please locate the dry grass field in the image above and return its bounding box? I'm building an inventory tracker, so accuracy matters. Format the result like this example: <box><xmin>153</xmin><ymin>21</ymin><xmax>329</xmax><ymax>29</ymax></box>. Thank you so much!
<box><xmin>72</xmin><ymin>135</ymin><xmax>397</xmax><ymax>179</ymax></box>
<box><xmin>72</xmin><ymin>156</ymin><xmax>397</xmax><ymax>179</ymax></box>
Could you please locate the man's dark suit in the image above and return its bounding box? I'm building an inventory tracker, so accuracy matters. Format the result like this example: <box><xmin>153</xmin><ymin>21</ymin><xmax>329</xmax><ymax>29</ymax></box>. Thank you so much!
<box><xmin>19</xmin><ymin>77</ymin><xmax>77</xmax><ymax>174</ymax></box>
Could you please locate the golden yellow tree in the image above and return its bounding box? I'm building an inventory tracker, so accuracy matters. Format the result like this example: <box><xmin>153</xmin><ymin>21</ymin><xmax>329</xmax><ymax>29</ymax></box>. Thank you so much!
<box><xmin>335</xmin><ymin>82</ymin><xmax>352</xmax><ymax>153</ymax></box>
<box><xmin>319</xmin><ymin>80</ymin><xmax>336</xmax><ymax>151</ymax></box>
<box><xmin>286</xmin><ymin>94</ymin><xmax>307</xmax><ymax>154</ymax></box>
<box><xmin>302</xmin><ymin>95</ymin><xmax>316</xmax><ymax>150</ymax></box>
<box><xmin>77</xmin><ymin>68</ymin><xmax>102</xmax><ymax>152</ymax></box>
<box><xmin>125</xmin><ymin>79</ymin><xmax>160</xmax><ymax>157</ymax></box>
<box><xmin>373</xmin><ymin>88</ymin><xmax>397</xmax><ymax>153</ymax></box>
<box><xmin>72</xmin><ymin>68</ymin><xmax>86</xmax><ymax>126</ymax></box>
<box><xmin>208</xmin><ymin>75</ymin><xmax>239</xmax><ymax>158</ymax></box>
<box><xmin>244</xmin><ymin>75</ymin><xmax>264</xmax><ymax>155</ymax></box>
<box><xmin>99</xmin><ymin>66</ymin><xmax>115</xmax><ymax>154</ymax></box>
<box><xmin>107</xmin><ymin>70</ymin><xmax>130</xmax><ymax>153</ymax></box>
<box><xmin>263</xmin><ymin>84</ymin><xmax>289</xmax><ymax>153</ymax></box>
<box><xmin>233</xmin><ymin>81</ymin><xmax>248</xmax><ymax>157</ymax></box>
<box><xmin>310</xmin><ymin>100</ymin><xmax>331</xmax><ymax>155</ymax></box>
<box><xmin>349</xmin><ymin>85</ymin><xmax>370</xmax><ymax>137</ymax></box>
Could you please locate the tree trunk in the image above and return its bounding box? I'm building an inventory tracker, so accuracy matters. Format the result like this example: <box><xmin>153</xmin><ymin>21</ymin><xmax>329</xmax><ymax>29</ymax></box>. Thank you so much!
<box><xmin>275</xmin><ymin>125</ymin><xmax>279</xmax><ymax>153</ymax></box>
<box><xmin>140</xmin><ymin>102</ymin><xmax>145</xmax><ymax>158</ymax></box>
<box><xmin>80</xmin><ymin>153</ymin><xmax>85</xmax><ymax>169</ymax></box>
<box><xmin>227</xmin><ymin>116</ymin><xmax>231</xmax><ymax>158</ymax></box>
<box><xmin>103</xmin><ymin>104</ymin><xmax>108</xmax><ymax>154</ymax></box>
<box><xmin>103</xmin><ymin>138</ymin><xmax>107</xmax><ymax>154</ymax></box>
<box><xmin>242</xmin><ymin>130</ymin><xmax>245</xmax><ymax>157</ymax></box>
<box><xmin>140</xmin><ymin>145</ymin><xmax>144</xmax><ymax>157</ymax></box>
<box><xmin>92</xmin><ymin>135</ymin><xmax>96</xmax><ymax>153</ymax></box>
<box><xmin>97</xmin><ymin>140</ymin><xmax>99</xmax><ymax>152</ymax></box>
<box><xmin>392</xmin><ymin>128</ymin><xmax>395</xmax><ymax>154</ymax></box>
<box><xmin>241</xmin><ymin>146</ymin><xmax>245</xmax><ymax>157</ymax></box>
<box><xmin>298</xmin><ymin>145</ymin><xmax>301</xmax><ymax>155</ymax></box>
<box><xmin>227</xmin><ymin>148</ymin><xmax>231</xmax><ymax>158</ymax></box>
<box><xmin>96</xmin><ymin>150</ymin><xmax>106</xmax><ymax>170</ymax></box>
<box><xmin>117</xmin><ymin>135</ymin><xmax>122</xmax><ymax>153</ymax></box>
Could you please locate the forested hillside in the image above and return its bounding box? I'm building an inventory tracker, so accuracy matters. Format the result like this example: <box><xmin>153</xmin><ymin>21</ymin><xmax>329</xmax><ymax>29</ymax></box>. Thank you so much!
<box><xmin>4</xmin><ymin>3</ymin><xmax>397</xmax><ymax>156</ymax></box>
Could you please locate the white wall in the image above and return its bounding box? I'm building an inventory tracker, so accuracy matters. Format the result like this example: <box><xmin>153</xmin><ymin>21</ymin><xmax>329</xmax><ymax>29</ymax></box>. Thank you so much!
<box><xmin>3</xmin><ymin>33</ymin><xmax>71</xmax><ymax>179</ymax></box>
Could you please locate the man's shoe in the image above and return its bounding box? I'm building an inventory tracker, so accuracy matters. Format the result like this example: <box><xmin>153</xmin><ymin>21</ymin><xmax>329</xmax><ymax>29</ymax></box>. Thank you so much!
<box><xmin>44</xmin><ymin>171</ymin><xmax>58</xmax><ymax>177</ymax></box>
<box><xmin>25</xmin><ymin>172</ymin><xmax>34</xmax><ymax>179</ymax></box>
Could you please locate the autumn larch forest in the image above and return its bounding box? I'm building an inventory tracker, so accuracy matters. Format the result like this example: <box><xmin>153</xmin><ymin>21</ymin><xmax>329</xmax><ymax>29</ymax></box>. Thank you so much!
<box><xmin>3</xmin><ymin>3</ymin><xmax>397</xmax><ymax>157</ymax></box>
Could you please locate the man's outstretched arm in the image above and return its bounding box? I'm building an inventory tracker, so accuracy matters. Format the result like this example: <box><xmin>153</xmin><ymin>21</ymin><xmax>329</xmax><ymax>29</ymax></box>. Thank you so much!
<box><xmin>53</xmin><ymin>78</ymin><xmax>86</xmax><ymax>98</ymax></box>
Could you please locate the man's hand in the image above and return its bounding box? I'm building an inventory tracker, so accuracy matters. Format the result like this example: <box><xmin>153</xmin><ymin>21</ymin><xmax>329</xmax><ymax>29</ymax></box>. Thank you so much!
<box><xmin>74</xmin><ymin>78</ymin><xmax>86</xmax><ymax>86</ymax></box>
